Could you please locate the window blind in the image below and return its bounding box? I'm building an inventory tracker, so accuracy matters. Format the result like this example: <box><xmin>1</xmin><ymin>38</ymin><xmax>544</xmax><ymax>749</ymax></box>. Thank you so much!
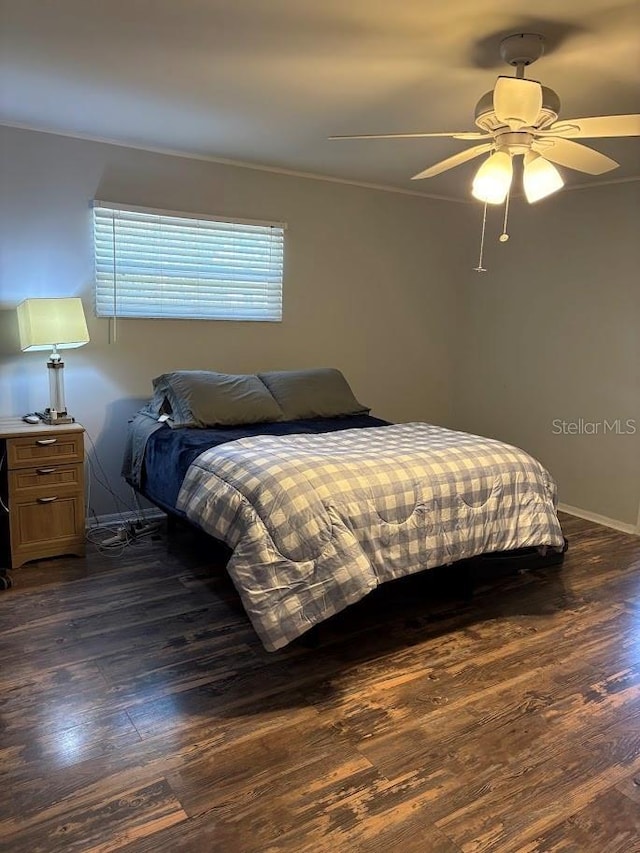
<box><xmin>93</xmin><ymin>203</ymin><xmax>285</xmax><ymax>322</ymax></box>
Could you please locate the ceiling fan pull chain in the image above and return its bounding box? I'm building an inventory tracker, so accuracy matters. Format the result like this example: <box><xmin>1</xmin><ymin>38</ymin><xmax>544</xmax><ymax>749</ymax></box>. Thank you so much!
<box><xmin>499</xmin><ymin>188</ymin><xmax>511</xmax><ymax>243</ymax></box>
<box><xmin>474</xmin><ymin>202</ymin><xmax>488</xmax><ymax>272</ymax></box>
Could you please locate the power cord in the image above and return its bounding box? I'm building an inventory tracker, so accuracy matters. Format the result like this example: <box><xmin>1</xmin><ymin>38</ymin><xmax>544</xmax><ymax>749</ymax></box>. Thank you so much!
<box><xmin>83</xmin><ymin>428</ymin><xmax>164</xmax><ymax>555</ymax></box>
<box><xmin>84</xmin><ymin>431</ymin><xmax>138</xmax><ymax>521</ymax></box>
<box><xmin>86</xmin><ymin>517</ymin><xmax>164</xmax><ymax>555</ymax></box>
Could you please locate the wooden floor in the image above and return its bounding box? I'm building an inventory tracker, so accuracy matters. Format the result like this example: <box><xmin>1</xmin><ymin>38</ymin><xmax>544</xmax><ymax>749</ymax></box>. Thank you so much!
<box><xmin>1</xmin><ymin>513</ymin><xmax>639</xmax><ymax>853</ymax></box>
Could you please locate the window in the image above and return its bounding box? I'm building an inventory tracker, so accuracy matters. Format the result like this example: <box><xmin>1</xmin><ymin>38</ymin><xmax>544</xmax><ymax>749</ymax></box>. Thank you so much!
<box><xmin>93</xmin><ymin>202</ymin><xmax>285</xmax><ymax>321</ymax></box>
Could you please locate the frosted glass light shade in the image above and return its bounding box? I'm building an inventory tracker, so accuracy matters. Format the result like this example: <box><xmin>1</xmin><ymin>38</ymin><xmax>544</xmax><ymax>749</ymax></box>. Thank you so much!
<box><xmin>472</xmin><ymin>151</ymin><xmax>513</xmax><ymax>205</ymax></box>
<box><xmin>523</xmin><ymin>152</ymin><xmax>564</xmax><ymax>203</ymax></box>
<box><xmin>17</xmin><ymin>298</ymin><xmax>90</xmax><ymax>352</ymax></box>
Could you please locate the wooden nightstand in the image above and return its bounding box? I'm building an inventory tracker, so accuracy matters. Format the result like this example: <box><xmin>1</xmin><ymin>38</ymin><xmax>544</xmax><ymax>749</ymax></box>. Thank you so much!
<box><xmin>0</xmin><ymin>418</ymin><xmax>85</xmax><ymax>569</ymax></box>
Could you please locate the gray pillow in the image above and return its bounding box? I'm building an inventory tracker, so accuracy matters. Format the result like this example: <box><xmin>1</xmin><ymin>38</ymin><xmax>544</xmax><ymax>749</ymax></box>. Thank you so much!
<box><xmin>152</xmin><ymin>370</ymin><xmax>284</xmax><ymax>428</ymax></box>
<box><xmin>258</xmin><ymin>368</ymin><xmax>369</xmax><ymax>421</ymax></box>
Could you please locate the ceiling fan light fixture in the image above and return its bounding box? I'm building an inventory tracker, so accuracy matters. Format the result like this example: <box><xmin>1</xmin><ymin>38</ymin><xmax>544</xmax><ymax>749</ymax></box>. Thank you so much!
<box><xmin>523</xmin><ymin>152</ymin><xmax>564</xmax><ymax>203</ymax></box>
<box><xmin>472</xmin><ymin>151</ymin><xmax>513</xmax><ymax>204</ymax></box>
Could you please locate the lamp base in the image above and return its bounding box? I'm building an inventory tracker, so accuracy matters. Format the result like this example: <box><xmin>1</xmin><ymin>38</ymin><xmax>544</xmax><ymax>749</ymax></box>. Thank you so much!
<box><xmin>36</xmin><ymin>409</ymin><xmax>76</xmax><ymax>425</ymax></box>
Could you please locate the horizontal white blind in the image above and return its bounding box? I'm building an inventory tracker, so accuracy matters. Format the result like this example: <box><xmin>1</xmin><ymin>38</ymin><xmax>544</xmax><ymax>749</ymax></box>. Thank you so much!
<box><xmin>93</xmin><ymin>204</ymin><xmax>284</xmax><ymax>321</ymax></box>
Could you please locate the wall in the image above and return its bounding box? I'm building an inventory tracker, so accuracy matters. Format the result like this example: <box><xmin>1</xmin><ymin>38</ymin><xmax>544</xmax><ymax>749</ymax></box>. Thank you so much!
<box><xmin>0</xmin><ymin>125</ymin><xmax>472</xmax><ymax>518</ymax></box>
<box><xmin>3</xmin><ymin>125</ymin><xmax>635</xmax><ymax>531</ymax></box>
<box><xmin>453</xmin><ymin>181</ymin><xmax>640</xmax><ymax>530</ymax></box>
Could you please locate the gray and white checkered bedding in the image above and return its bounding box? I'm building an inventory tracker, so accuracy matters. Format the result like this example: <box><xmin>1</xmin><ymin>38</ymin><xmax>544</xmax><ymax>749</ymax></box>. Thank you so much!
<box><xmin>176</xmin><ymin>423</ymin><xmax>564</xmax><ymax>650</ymax></box>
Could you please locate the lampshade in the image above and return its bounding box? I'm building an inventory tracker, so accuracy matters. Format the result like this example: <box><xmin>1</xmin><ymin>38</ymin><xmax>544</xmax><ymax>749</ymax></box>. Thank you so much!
<box><xmin>17</xmin><ymin>298</ymin><xmax>90</xmax><ymax>352</ymax></box>
<box><xmin>471</xmin><ymin>151</ymin><xmax>513</xmax><ymax>205</ymax></box>
<box><xmin>523</xmin><ymin>152</ymin><xmax>565</xmax><ymax>203</ymax></box>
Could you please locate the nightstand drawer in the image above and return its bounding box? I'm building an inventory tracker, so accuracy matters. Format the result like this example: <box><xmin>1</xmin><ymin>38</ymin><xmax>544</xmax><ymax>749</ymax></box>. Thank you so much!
<box><xmin>9</xmin><ymin>463</ymin><xmax>83</xmax><ymax>498</ymax></box>
<box><xmin>9</xmin><ymin>493</ymin><xmax>85</xmax><ymax>566</ymax></box>
<box><xmin>7</xmin><ymin>433</ymin><xmax>84</xmax><ymax>468</ymax></box>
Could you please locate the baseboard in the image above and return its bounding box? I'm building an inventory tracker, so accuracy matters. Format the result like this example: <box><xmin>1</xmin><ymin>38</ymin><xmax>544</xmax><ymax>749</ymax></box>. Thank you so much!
<box><xmin>558</xmin><ymin>502</ymin><xmax>638</xmax><ymax>536</ymax></box>
<box><xmin>86</xmin><ymin>508</ymin><xmax>167</xmax><ymax>530</ymax></box>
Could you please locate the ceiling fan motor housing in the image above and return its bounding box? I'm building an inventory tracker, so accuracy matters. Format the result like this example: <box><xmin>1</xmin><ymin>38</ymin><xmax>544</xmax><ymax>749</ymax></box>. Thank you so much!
<box><xmin>474</xmin><ymin>85</ymin><xmax>561</xmax><ymax>132</ymax></box>
<box><xmin>499</xmin><ymin>33</ymin><xmax>546</xmax><ymax>66</ymax></box>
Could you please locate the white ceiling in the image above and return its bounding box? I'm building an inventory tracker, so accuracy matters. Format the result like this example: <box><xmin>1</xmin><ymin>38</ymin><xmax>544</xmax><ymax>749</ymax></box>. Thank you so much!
<box><xmin>1</xmin><ymin>0</ymin><xmax>639</xmax><ymax>200</ymax></box>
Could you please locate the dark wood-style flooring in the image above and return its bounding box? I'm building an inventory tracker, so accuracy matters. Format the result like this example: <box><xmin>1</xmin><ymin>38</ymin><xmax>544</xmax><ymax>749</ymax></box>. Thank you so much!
<box><xmin>1</xmin><ymin>512</ymin><xmax>639</xmax><ymax>852</ymax></box>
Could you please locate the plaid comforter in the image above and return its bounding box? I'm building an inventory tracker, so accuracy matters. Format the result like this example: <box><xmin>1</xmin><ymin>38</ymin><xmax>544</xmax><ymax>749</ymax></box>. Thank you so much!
<box><xmin>176</xmin><ymin>423</ymin><xmax>564</xmax><ymax>650</ymax></box>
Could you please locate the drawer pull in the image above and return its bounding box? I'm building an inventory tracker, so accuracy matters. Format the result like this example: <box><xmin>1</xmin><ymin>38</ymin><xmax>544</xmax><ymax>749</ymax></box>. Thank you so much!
<box><xmin>37</xmin><ymin>496</ymin><xmax>58</xmax><ymax>504</ymax></box>
<box><xmin>37</xmin><ymin>468</ymin><xmax>57</xmax><ymax>475</ymax></box>
<box><xmin>36</xmin><ymin>438</ymin><xmax>58</xmax><ymax>446</ymax></box>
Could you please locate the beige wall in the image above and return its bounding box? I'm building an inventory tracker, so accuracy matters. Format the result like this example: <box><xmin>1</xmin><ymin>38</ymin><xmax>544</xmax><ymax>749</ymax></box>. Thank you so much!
<box><xmin>2</xmin><ymin>125</ymin><xmax>637</xmax><ymax>530</ymax></box>
<box><xmin>452</xmin><ymin>181</ymin><xmax>640</xmax><ymax>529</ymax></box>
<box><xmin>0</xmin><ymin>126</ymin><xmax>471</xmax><ymax>517</ymax></box>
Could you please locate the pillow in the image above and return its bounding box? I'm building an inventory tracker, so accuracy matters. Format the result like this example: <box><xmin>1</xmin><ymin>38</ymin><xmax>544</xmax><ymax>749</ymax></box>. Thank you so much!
<box><xmin>152</xmin><ymin>370</ymin><xmax>284</xmax><ymax>428</ymax></box>
<box><xmin>258</xmin><ymin>368</ymin><xmax>369</xmax><ymax>421</ymax></box>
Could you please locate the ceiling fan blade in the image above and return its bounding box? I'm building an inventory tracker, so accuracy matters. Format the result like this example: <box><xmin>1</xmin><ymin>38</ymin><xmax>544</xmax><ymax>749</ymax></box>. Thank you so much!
<box><xmin>329</xmin><ymin>131</ymin><xmax>488</xmax><ymax>140</ymax></box>
<box><xmin>532</xmin><ymin>138</ymin><xmax>619</xmax><ymax>174</ymax></box>
<box><xmin>453</xmin><ymin>133</ymin><xmax>492</xmax><ymax>140</ymax></box>
<box><xmin>493</xmin><ymin>76</ymin><xmax>543</xmax><ymax>129</ymax></box>
<box><xmin>411</xmin><ymin>143</ymin><xmax>493</xmax><ymax>180</ymax></box>
<box><xmin>545</xmin><ymin>114</ymin><xmax>640</xmax><ymax>139</ymax></box>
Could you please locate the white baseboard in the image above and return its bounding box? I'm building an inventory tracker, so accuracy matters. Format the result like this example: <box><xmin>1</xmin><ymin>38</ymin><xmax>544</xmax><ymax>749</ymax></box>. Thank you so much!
<box><xmin>86</xmin><ymin>508</ymin><xmax>167</xmax><ymax>530</ymax></box>
<box><xmin>558</xmin><ymin>502</ymin><xmax>638</xmax><ymax>536</ymax></box>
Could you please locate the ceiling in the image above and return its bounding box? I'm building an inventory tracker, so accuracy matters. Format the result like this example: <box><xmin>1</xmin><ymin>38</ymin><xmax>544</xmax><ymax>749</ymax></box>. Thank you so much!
<box><xmin>1</xmin><ymin>0</ymin><xmax>639</xmax><ymax>201</ymax></box>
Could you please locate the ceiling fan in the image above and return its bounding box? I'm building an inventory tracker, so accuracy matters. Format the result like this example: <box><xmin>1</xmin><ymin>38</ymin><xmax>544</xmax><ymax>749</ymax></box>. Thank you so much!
<box><xmin>330</xmin><ymin>33</ymin><xmax>640</xmax><ymax>205</ymax></box>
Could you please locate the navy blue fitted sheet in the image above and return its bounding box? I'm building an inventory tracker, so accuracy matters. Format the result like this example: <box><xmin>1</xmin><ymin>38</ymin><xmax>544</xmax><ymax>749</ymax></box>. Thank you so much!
<box><xmin>140</xmin><ymin>414</ymin><xmax>391</xmax><ymax>513</ymax></box>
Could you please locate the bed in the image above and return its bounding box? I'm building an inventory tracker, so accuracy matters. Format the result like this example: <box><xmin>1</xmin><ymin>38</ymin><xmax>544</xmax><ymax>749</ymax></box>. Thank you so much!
<box><xmin>123</xmin><ymin>368</ymin><xmax>565</xmax><ymax>651</ymax></box>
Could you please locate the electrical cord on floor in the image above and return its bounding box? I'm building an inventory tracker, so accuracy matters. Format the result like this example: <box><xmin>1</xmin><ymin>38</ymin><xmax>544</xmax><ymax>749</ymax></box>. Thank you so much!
<box><xmin>85</xmin><ymin>517</ymin><xmax>164</xmax><ymax>555</ymax></box>
<box><xmin>83</xmin><ymin>428</ymin><xmax>164</xmax><ymax>555</ymax></box>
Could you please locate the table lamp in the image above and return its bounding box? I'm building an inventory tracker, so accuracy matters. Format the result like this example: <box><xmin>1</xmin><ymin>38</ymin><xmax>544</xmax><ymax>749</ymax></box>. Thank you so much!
<box><xmin>17</xmin><ymin>297</ymin><xmax>90</xmax><ymax>424</ymax></box>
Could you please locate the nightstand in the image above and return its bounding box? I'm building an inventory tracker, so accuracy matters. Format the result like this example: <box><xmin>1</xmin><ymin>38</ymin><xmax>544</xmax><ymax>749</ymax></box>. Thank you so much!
<box><xmin>0</xmin><ymin>418</ymin><xmax>85</xmax><ymax>569</ymax></box>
